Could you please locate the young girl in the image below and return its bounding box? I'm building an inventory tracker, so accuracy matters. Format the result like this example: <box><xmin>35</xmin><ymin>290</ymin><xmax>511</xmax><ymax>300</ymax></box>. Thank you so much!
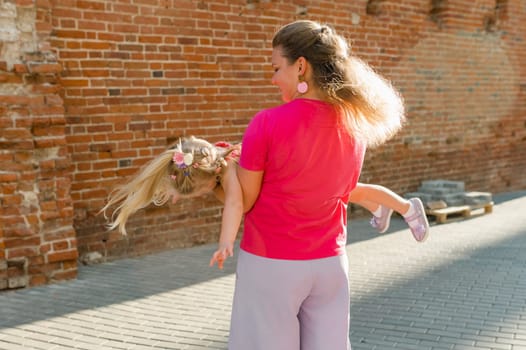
<box><xmin>101</xmin><ymin>136</ymin><xmax>429</xmax><ymax>270</ymax></box>
<box><xmin>100</xmin><ymin>136</ymin><xmax>242</xmax><ymax>270</ymax></box>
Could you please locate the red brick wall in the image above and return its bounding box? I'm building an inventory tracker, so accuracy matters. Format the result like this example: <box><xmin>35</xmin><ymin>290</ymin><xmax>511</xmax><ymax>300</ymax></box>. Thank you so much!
<box><xmin>0</xmin><ymin>1</ymin><xmax>77</xmax><ymax>289</ymax></box>
<box><xmin>350</xmin><ymin>0</ymin><xmax>526</xmax><ymax>193</ymax></box>
<box><xmin>1</xmin><ymin>0</ymin><xmax>525</xmax><ymax>286</ymax></box>
<box><xmin>52</xmin><ymin>0</ymin><xmax>280</xmax><ymax>261</ymax></box>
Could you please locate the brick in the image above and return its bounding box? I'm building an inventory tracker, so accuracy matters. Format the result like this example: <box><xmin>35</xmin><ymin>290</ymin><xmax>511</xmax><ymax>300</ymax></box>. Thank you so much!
<box><xmin>28</xmin><ymin>63</ymin><xmax>62</xmax><ymax>74</ymax></box>
<box><xmin>4</xmin><ymin>237</ymin><xmax>41</xmax><ymax>249</ymax></box>
<box><xmin>8</xmin><ymin>276</ymin><xmax>28</xmax><ymax>288</ymax></box>
<box><xmin>39</xmin><ymin>243</ymin><xmax>52</xmax><ymax>255</ymax></box>
<box><xmin>420</xmin><ymin>180</ymin><xmax>465</xmax><ymax>192</ymax></box>
<box><xmin>52</xmin><ymin>240</ymin><xmax>69</xmax><ymax>251</ymax></box>
<box><xmin>6</xmin><ymin>247</ymin><xmax>38</xmax><ymax>259</ymax></box>
<box><xmin>47</xmin><ymin>249</ymin><xmax>78</xmax><ymax>263</ymax></box>
<box><xmin>51</xmin><ymin>268</ymin><xmax>77</xmax><ymax>281</ymax></box>
<box><xmin>0</xmin><ymin>173</ymin><xmax>19</xmax><ymax>182</ymax></box>
<box><xmin>29</xmin><ymin>274</ymin><xmax>47</xmax><ymax>286</ymax></box>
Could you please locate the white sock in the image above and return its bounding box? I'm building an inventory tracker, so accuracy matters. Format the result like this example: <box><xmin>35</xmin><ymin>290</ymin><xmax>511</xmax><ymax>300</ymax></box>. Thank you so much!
<box><xmin>372</xmin><ymin>206</ymin><xmax>382</xmax><ymax>217</ymax></box>
<box><xmin>403</xmin><ymin>202</ymin><xmax>416</xmax><ymax>219</ymax></box>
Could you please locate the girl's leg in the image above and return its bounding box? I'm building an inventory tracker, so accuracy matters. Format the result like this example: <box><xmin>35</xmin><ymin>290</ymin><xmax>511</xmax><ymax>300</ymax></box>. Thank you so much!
<box><xmin>350</xmin><ymin>183</ymin><xmax>429</xmax><ymax>241</ymax></box>
<box><xmin>349</xmin><ymin>183</ymin><xmax>410</xmax><ymax>215</ymax></box>
<box><xmin>349</xmin><ymin>183</ymin><xmax>403</xmax><ymax>234</ymax></box>
<box><xmin>353</xmin><ymin>198</ymin><xmax>379</xmax><ymax>213</ymax></box>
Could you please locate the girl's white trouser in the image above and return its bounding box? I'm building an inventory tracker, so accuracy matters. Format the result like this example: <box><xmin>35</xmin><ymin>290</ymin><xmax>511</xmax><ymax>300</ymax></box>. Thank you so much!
<box><xmin>228</xmin><ymin>249</ymin><xmax>351</xmax><ymax>350</ymax></box>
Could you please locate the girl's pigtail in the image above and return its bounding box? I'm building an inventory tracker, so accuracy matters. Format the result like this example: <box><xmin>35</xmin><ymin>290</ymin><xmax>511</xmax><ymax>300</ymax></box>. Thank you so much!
<box><xmin>100</xmin><ymin>150</ymin><xmax>174</xmax><ymax>235</ymax></box>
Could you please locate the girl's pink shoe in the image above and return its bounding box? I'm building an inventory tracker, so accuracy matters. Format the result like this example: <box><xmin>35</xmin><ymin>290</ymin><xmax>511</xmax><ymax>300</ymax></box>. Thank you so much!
<box><xmin>405</xmin><ymin>198</ymin><xmax>430</xmax><ymax>242</ymax></box>
<box><xmin>370</xmin><ymin>205</ymin><xmax>393</xmax><ymax>234</ymax></box>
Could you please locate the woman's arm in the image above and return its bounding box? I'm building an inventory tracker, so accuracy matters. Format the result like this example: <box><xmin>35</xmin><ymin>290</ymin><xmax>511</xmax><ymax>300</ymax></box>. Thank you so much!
<box><xmin>236</xmin><ymin>165</ymin><xmax>264</xmax><ymax>213</ymax></box>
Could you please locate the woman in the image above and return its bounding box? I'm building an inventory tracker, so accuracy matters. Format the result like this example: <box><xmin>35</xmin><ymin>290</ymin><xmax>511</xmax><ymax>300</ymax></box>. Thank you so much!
<box><xmin>229</xmin><ymin>20</ymin><xmax>406</xmax><ymax>350</ymax></box>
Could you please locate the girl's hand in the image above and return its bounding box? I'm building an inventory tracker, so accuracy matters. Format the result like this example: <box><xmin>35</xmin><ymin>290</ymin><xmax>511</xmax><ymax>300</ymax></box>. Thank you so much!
<box><xmin>209</xmin><ymin>242</ymin><xmax>234</xmax><ymax>270</ymax></box>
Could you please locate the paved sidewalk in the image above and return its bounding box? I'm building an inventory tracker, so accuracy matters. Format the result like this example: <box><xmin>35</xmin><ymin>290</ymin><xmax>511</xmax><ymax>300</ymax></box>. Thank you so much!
<box><xmin>0</xmin><ymin>191</ymin><xmax>525</xmax><ymax>350</ymax></box>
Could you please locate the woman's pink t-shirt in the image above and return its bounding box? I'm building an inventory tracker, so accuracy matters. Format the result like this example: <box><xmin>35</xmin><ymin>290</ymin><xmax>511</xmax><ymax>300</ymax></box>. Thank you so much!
<box><xmin>239</xmin><ymin>99</ymin><xmax>366</xmax><ymax>260</ymax></box>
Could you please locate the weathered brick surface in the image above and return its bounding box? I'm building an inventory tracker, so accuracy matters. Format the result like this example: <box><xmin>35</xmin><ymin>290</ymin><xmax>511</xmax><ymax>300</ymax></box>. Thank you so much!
<box><xmin>0</xmin><ymin>1</ymin><xmax>77</xmax><ymax>289</ymax></box>
<box><xmin>1</xmin><ymin>1</ymin><xmax>525</xmax><ymax>287</ymax></box>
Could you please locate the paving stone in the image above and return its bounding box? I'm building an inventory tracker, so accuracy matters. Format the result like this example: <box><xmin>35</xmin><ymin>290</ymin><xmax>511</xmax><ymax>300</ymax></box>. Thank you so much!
<box><xmin>420</xmin><ymin>179</ymin><xmax>465</xmax><ymax>191</ymax></box>
<box><xmin>0</xmin><ymin>192</ymin><xmax>524</xmax><ymax>349</ymax></box>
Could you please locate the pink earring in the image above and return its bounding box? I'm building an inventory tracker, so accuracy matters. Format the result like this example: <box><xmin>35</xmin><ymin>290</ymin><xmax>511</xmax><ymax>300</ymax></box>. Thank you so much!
<box><xmin>297</xmin><ymin>76</ymin><xmax>308</xmax><ymax>94</ymax></box>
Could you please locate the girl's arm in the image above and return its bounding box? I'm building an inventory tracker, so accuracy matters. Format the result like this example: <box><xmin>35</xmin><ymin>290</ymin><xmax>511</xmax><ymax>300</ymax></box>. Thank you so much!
<box><xmin>209</xmin><ymin>160</ymin><xmax>244</xmax><ymax>269</ymax></box>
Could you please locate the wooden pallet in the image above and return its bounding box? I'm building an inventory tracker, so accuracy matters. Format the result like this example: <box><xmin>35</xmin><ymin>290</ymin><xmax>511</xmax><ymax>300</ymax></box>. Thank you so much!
<box><xmin>426</xmin><ymin>202</ymin><xmax>494</xmax><ymax>224</ymax></box>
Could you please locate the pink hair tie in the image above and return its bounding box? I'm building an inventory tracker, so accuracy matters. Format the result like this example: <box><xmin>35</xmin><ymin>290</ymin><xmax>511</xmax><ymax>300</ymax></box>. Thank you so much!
<box><xmin>215</xmin><ymin>141</ymin><xmax>232</xmax><ymax>148</ymax></box>
<box><xmin>173</xmin><ymin>150</ymin><xmax>194</xmax><ymax>169</ymax></box>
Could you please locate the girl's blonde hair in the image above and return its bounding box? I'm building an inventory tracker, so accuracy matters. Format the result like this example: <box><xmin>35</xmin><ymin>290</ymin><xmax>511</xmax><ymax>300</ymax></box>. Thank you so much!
<box><xmin>272</xmin><ymin>20</ymin><xmax>405</xmax><ymax>147</ymax></box>
<box><xmin>101</xmin><ymin>136</ymin><xmax>234</xmax><ymax>235</ymax></box>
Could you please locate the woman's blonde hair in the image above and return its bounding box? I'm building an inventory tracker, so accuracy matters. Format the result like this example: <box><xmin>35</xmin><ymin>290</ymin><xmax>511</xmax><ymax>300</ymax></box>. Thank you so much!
<box><xmin>272</xmin><ymin>20</ymin><xmax>405</xmax><ymax>147</ymax></box>
<box><xmin>101</xmin><ymin>136</ymin><xmax>234</xmax><ymax>235</ymax></box>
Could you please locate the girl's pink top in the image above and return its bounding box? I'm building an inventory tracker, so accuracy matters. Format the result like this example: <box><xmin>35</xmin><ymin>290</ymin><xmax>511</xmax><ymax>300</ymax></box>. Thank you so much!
<box><xmin>239</xmin><ymin>99</ymin><xmax>366</xmax><ymax>260</ymax></box>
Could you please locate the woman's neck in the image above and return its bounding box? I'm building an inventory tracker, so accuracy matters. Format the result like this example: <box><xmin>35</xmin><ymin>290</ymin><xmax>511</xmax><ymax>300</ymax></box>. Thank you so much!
<box><xmin>293</xmin><ymin>88</ymin><xmax>326</xmax><ymax>103</ymax></box>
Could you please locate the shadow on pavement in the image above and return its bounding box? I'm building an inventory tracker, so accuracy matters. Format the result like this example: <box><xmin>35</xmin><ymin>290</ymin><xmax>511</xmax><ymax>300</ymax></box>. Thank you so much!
<box><xmin>0</xmin><ymin>192</ymin><xmax>524</xmax><ymax>350</ymax></box>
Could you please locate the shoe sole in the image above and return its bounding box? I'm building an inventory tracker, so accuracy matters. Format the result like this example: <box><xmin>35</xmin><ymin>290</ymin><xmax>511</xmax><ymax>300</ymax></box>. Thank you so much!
<box><xmin>378</xmin><ymin>208</ymin><xmax>393</xmax><ymax>234</ymax></box>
